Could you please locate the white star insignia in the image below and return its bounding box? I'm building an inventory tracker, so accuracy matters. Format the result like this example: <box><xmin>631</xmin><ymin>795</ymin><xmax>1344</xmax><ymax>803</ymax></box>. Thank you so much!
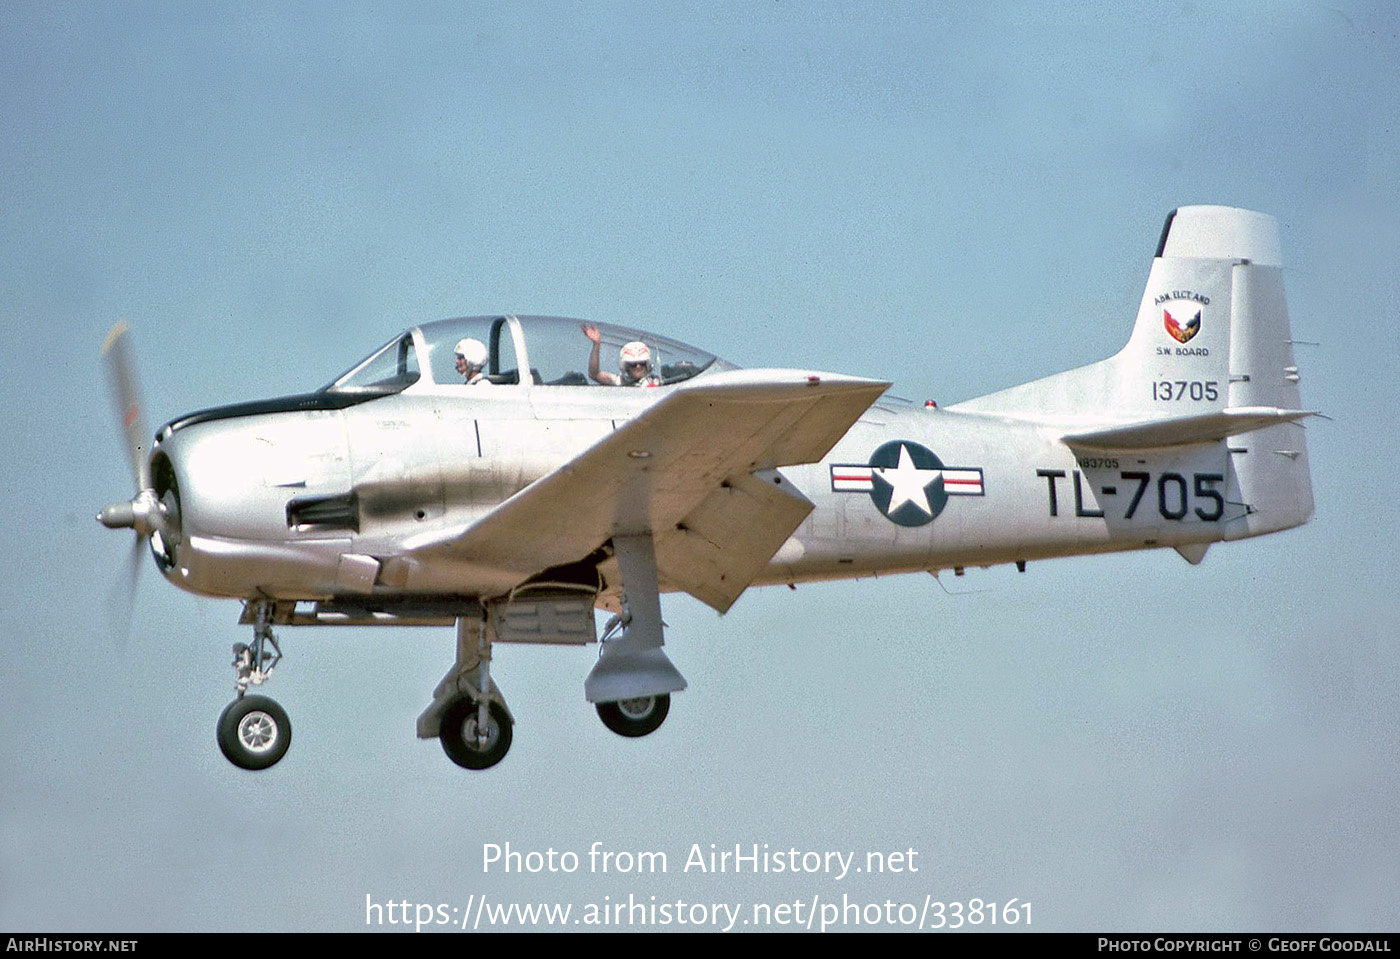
<box><xmin>872</xmin><ymin>444</ymin><xmax>942</xmax><ymax>516</ymax></box>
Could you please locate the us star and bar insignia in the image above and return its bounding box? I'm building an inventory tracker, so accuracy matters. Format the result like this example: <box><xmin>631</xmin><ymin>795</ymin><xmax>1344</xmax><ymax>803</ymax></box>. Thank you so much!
<box><xmin>830</xmin><ymin>440</ymin><xmax>984</xmax><ymax>527</ymax></box>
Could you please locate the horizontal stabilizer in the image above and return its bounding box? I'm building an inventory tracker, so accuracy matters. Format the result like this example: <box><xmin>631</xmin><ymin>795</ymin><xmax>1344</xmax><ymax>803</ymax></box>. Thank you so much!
<box><xmin>1062</xmin><ymin>407</ymin><xmax>1318</xmax><ymax>451</ymax></box>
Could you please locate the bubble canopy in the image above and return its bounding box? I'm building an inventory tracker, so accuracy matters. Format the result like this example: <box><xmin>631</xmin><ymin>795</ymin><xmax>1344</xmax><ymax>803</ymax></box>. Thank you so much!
<box><xmin>324</xmin><ymin>315</ymin><xmax>737</xmax><ymax>394</ymax></box>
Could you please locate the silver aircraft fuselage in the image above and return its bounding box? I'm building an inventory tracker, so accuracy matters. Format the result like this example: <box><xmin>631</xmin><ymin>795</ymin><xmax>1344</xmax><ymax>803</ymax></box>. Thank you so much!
<box><xmin>149</xmin><ymin>320</ymin><xmax>1306</xmax><ymax>609</ymax></box>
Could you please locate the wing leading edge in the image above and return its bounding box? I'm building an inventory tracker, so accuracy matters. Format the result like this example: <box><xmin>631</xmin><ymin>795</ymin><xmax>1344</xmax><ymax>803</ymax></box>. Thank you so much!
<box><xmin>406</xmin><ymin>370</ymin><xmax>890</xmax><ymax>611</ymax></box>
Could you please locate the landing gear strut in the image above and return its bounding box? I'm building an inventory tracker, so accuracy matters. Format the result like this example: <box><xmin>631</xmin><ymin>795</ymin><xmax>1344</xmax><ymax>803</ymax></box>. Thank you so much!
<box><xmin>218</xmin><ymin>601</ymin><xmax>291</xmax><ymax>771</ymax></box>
<box><xmin>586</xmin><ymin>534</ymin><xmax>685</xmax><ymax>739</ymax></box>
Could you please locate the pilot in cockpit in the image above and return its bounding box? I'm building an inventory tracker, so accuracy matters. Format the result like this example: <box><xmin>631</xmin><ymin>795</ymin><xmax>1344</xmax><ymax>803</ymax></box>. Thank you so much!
<box><xmin>454</xmin><ymin>338</ymin><xmax>492</xmax><ymax>385</ymax></box>
<box><xmin>581</xmin><ymin>324</ymin><xmax>661</xmax><ymax>387</ymax></box>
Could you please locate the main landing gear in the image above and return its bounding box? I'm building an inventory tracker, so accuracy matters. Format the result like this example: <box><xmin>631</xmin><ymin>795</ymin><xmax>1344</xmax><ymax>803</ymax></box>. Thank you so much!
<box><xmin>217</xmin><ymin>601</ymin><xmax>291</xmax><ymax>771</ymax></box>
<box><xmin>585</xmin><ymin>534</ymin><xmax>685</xmax><ymax>741</ymax></box>
<box><xmin>418</xmin><ymin>609</ymin><xmax>516</xmax><ymax>771</ymax></box>
<box><xmin>417</xmin><ymin>536</ymin><xmax>684</xmax><ymax>770</ymax></box>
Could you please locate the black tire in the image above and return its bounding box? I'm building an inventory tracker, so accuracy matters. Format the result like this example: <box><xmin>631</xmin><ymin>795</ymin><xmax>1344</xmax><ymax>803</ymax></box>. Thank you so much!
<box><xmin>596</xmin><ymin>693</ymin><xmax>670</xmax><ymax>738</ymax></box>
<box><xmin>440</xmin><ymin>697</ymin><xmax>513</xmax><ymax>770</ymax></box>
<box><xmin>217</xmin><ymin>695</ymin><xmax>291</xmax><ymax>770</ymax></box>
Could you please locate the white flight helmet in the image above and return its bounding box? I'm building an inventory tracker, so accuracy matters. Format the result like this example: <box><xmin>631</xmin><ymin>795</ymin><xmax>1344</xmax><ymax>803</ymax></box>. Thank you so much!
<box><xmin>619</xmin><ymin>340</ymin><xmax>652</xmax><ymax>373</ymax></box>
<box><xmin>454</xmin><ymin>338</ymin><xmax>488</xmax><ymax>368</ymax></box>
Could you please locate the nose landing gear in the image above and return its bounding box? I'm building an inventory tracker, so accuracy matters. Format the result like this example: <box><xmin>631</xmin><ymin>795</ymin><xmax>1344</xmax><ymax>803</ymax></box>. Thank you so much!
<box><xmin>218</xmin><ymin>601</ymin><xmax>291</xmax><ymax>771</ymax></box>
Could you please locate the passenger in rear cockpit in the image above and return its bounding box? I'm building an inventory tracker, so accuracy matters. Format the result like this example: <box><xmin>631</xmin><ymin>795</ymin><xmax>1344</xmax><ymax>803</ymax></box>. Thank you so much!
<box><xmin>581</xmin><ymin>324</ymin><xmax>661</xmax><ymax>387</ymax></box>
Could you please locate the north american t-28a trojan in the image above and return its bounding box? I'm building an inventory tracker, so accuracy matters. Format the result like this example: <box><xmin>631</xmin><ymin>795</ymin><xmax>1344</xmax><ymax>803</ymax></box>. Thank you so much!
<box><xmin>99</xmin><ymin>206</ymin><xmax>1316</xmax><ymax>771</ymax></box>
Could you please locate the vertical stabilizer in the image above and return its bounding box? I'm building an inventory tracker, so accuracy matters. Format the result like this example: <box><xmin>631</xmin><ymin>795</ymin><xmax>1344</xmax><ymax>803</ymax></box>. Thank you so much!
<box><xmin>953</xmin><ymin>206</ymin><xmax>1284</xmax><ymax>427</ymax></box>
<box><xmin>952</xmin><ymin>206</ymin><xmax>1313</xmax><ymax>537</ymax></box>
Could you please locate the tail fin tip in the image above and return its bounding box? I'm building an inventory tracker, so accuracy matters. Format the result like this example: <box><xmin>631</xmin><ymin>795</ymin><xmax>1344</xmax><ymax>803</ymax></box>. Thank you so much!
<box><xmin>1159</xmin><ymin>206</ymin><xmax>1282</xmax><ymax>267</ymax></box>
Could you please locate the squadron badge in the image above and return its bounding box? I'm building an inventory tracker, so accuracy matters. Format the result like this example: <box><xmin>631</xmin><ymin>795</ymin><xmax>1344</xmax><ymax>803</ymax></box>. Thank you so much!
<box><xmin>1163</xmin><ymin>306</ymin><xmax>1202</xmax><ymax>344</ymax></box>
<box><xmin>1156</xmin><ymin>290</ymin><xmax>1209</xmax><ymax>345</ymax></box>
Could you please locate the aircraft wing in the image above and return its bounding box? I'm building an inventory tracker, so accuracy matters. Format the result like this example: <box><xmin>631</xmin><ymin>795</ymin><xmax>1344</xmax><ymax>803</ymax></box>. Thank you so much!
<box><xmin>405</xmin><ymin>370</ymin><xmax>889</xmax><ymax>612</ymax></box>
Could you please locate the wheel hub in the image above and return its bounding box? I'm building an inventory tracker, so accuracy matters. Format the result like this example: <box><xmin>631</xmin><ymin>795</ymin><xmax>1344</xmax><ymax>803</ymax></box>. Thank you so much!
<box><xmin>616</xmin><ymin>696</ymin><xmax>655</xmax><ymax>720</ymax></box>
<box><xmin>462</xmin><ymin>714</ymin><xmax>499</xmax><ymax>752</ymax></box>
<box><xmin>238</xmin><ymin>711</ymin><xmax>279</xmax><ymax>752</ymax></box>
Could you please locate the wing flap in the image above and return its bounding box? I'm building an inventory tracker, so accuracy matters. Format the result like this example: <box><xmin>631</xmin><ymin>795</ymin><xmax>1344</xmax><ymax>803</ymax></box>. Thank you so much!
<box><xmin>655</xmin><ymin>470</ymin><xmax>813</xmax><ymax>613</ymax></box>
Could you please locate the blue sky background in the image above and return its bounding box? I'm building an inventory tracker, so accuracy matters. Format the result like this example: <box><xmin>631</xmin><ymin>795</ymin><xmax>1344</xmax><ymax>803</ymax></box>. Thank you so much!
<box><xmin>2</xmin><ymin>1</ymin><xmax>1397</xmax><ymax>932</ymax></box>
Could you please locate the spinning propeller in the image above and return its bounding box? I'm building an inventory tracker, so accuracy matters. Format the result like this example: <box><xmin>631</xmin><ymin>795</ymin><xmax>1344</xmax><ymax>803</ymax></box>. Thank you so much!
<box><xmin>97</xmin><ymin>323</ymin><xmax>181</xmax><ymax>599</ymax></box>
